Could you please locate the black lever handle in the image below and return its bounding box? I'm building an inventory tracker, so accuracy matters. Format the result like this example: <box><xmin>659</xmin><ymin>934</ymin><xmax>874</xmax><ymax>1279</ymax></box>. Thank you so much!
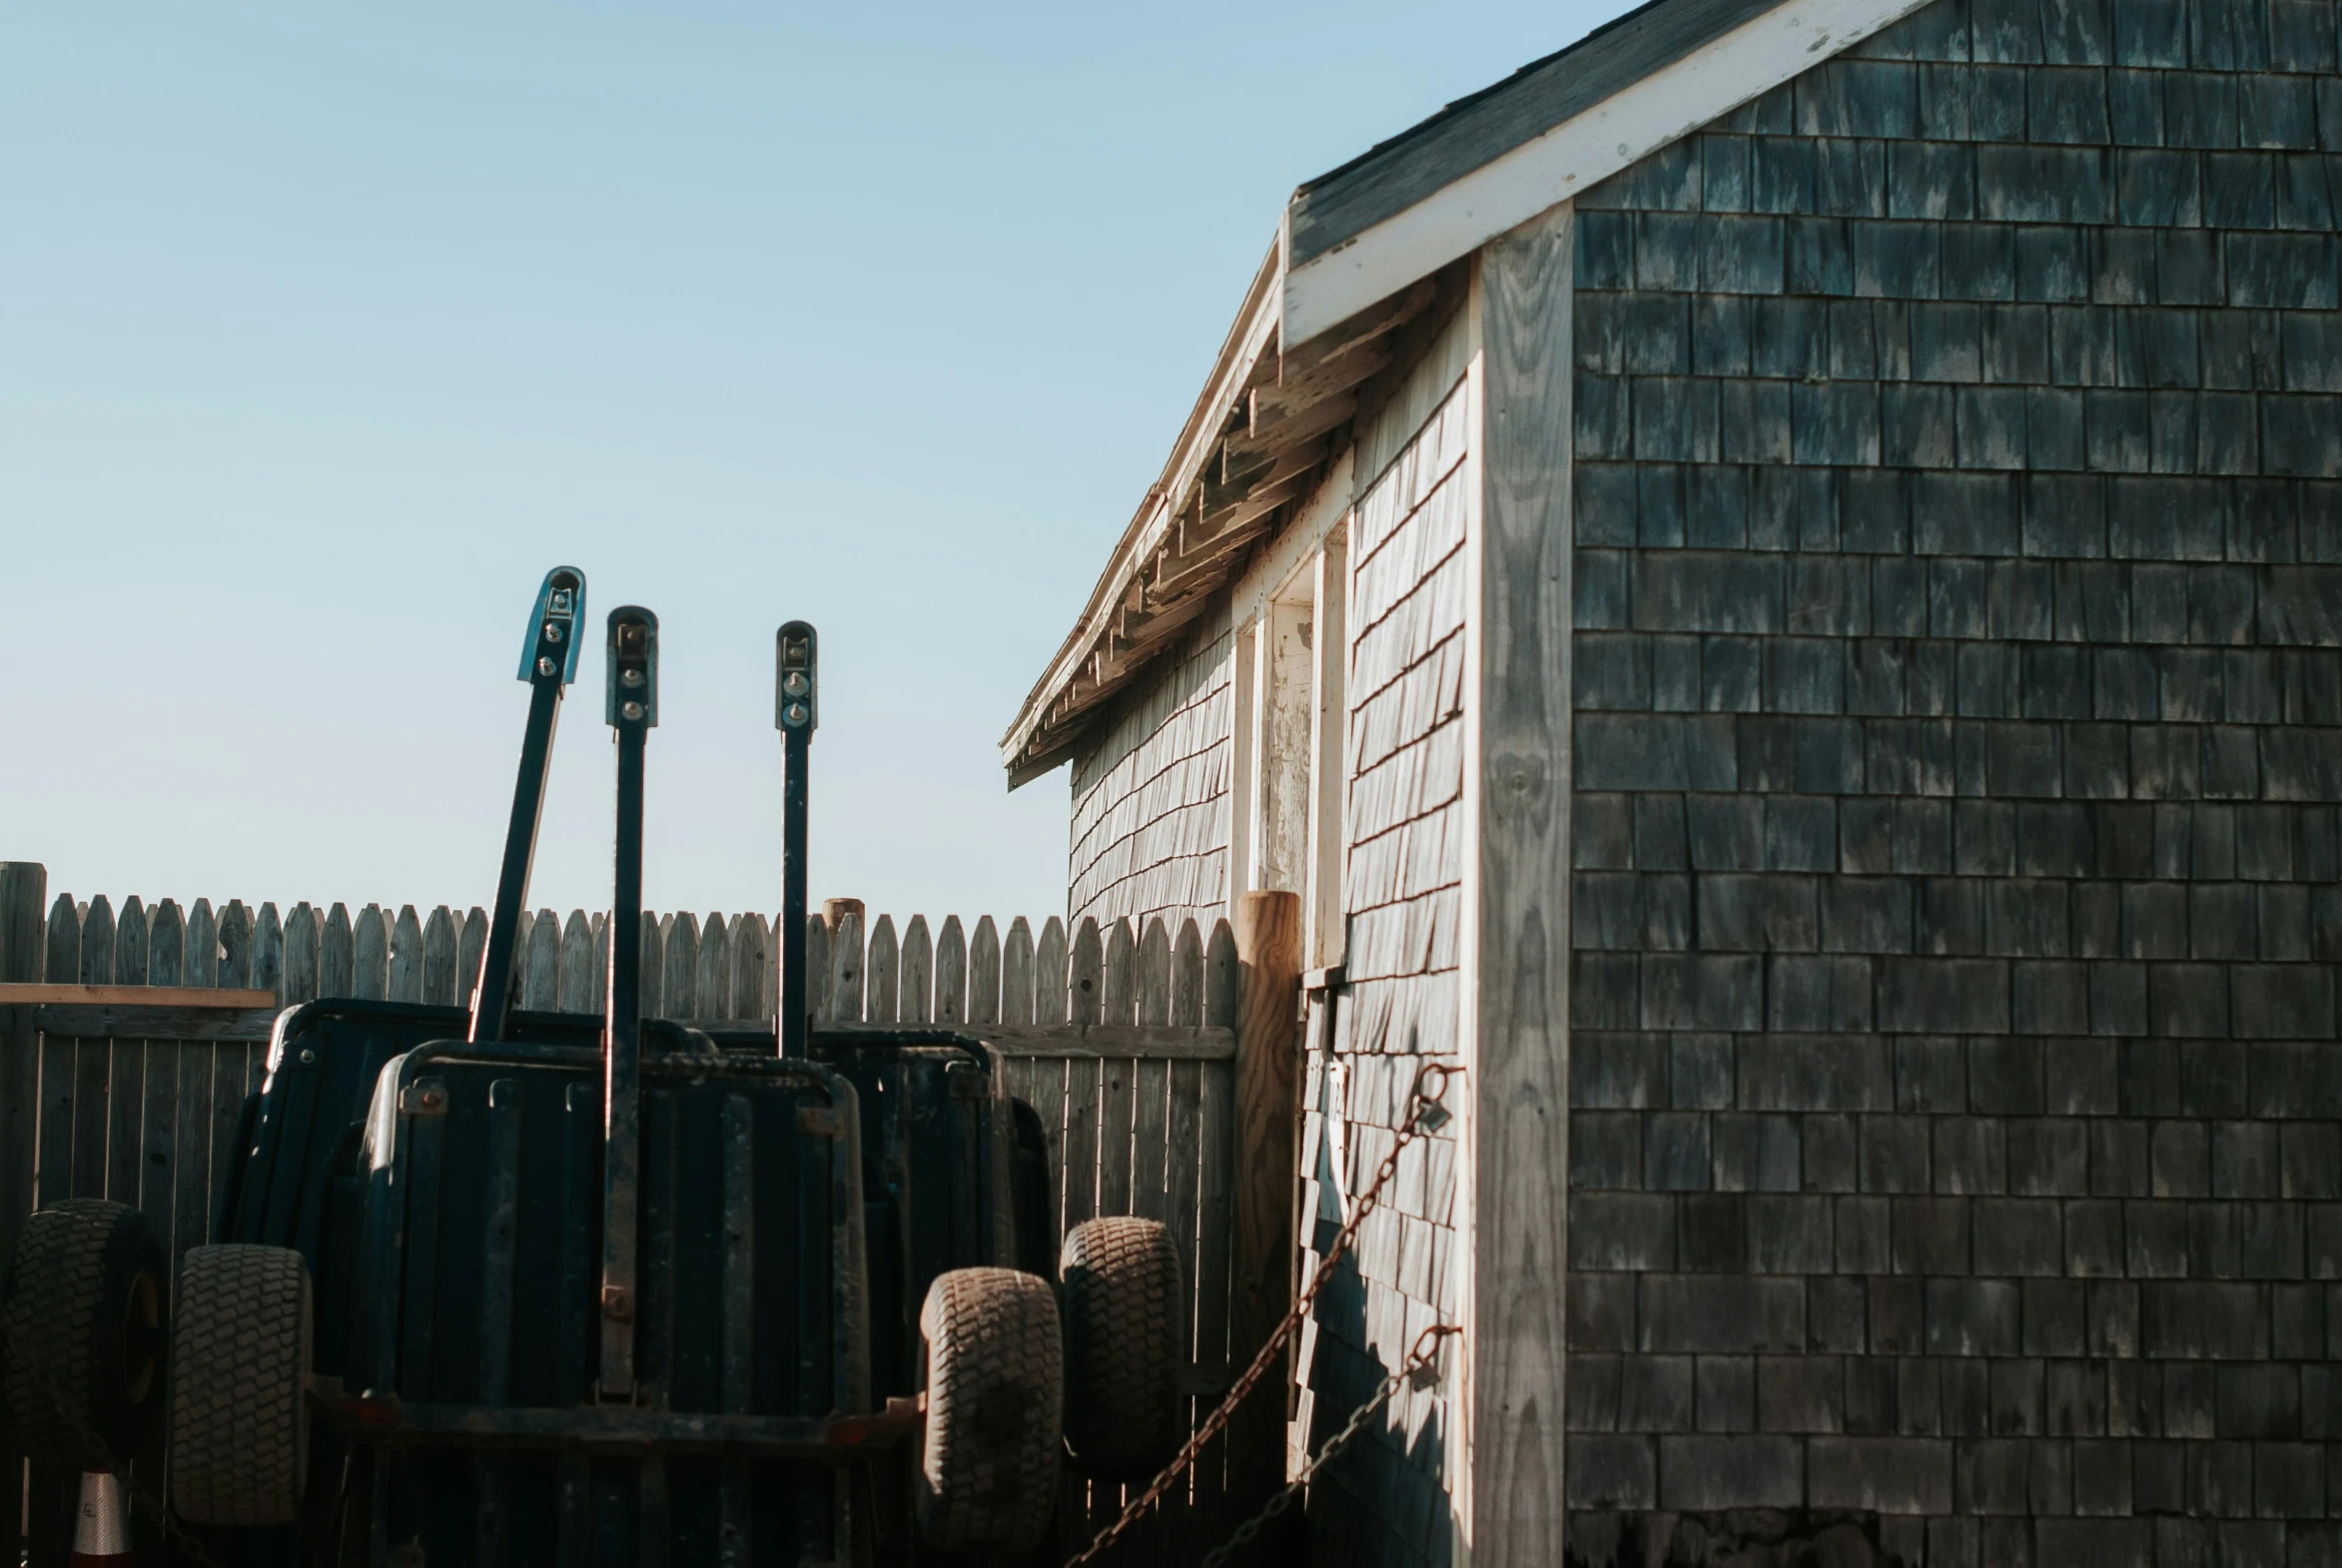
<box><xmin>775</xmin><ymin>622</ymin><xmax>817</xmax><ymax>1057</ymax></box>
<box><xmin>468</xmin><ymin>566</ymin><xmax>585</xmax><ymax>1043</ymax></box>
<box><xmin>599</xmin><ymin>604</ymin><xmax>657</xmax><ymax>1400</ymax></box>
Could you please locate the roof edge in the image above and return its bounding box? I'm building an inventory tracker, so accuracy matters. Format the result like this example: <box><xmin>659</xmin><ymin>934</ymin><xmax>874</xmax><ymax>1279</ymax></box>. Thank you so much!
<box><xmin>1281</xmin><ymin>0</ymin><xmax>1934</xmax><ymax>345</ymax></box>
<box><xmin>998</xmin><ymin>243</ymin><xmax>1284</xmax><ymax>784</ymax></box>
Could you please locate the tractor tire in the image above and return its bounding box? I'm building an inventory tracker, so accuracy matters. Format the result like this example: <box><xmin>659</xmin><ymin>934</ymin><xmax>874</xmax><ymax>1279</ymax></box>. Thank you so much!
<box><xmin>1059</xmin><ymin>1215</ymin><xmax>1184</xmax><ymax>1481</ymax></box>
<box><xmin>168</xmin><ymin>1244</ymin><xmax>311</xmax><ymax>1526</ymax></box>
<box><xmin>915</xmin><ymin>1266</ymin><xmax>1061</xmax><ymax>1554</ymax></box>
<box><xmin>0</xmin><ymin>1198</ymin><xmax>168</xmax><ymax>1464</ymax></box>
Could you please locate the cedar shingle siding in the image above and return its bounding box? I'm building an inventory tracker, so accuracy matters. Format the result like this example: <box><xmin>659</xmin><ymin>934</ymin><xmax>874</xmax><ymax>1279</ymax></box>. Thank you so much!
<box><xmin>1567</xmin><ymin>0</ymin><xmax>2342</xmax><ymax>1560</ymax></box>
<box><xmin>1067</xmin><ymin>627</ymin><xmax>1234</xmax><ymax>933</ymax></box>
<box><xmin>1307</xmin><ymin>361</ymin><xmax>1473</xmax><ymax>1565</ymax></box>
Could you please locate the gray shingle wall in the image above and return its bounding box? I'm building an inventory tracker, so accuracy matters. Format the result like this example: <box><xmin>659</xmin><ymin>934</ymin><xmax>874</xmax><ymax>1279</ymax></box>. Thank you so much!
<box><xmin>1066</xmin><ymin>624</ymin><xmax>1233</xmax><ymax>933</ymax></box>
<box><xmin>1305</xmin><ymin>338</ymin><xmax>1473</xmax><ymax>1568</ymax></box>
<box><xmin>1567</xmin><ymin>0</ymin><xmax>2342</xmax><ymax>1561</ymax></box>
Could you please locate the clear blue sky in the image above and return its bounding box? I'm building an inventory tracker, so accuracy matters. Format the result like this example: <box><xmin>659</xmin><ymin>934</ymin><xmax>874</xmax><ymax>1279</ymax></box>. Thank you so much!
<box><xmin>3</xmin><ymin>2</ymin><xmax>1629</xmax><ymax>930</ymax></box>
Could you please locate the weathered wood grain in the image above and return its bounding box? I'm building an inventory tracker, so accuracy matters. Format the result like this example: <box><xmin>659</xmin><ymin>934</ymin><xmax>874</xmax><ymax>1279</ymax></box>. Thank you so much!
<box><xmin>206</xmin><ymin>1042</ymin><xmax>256</xmax><ymax>1246</ymax></box>
<box><xmin>458</xmin><ymin>907</ymin><xmax>488</xmax><ymax>1013</ymax></box>
<box><xmin>801</xmin><ymin>914</ymin><xmax>828</xmax><ymax>1026</ymax></box>
<box><xmin>1473</xmin><ymin>201</ymin><xmax>1575</xmax><ymax>1565</ymax></box>
<box><xmin>34</xmin><ymin>1006</ymin><xmax>277</xmax><ymax>1043</ymax></box>
<box><xmin>521</xmin><ymin>908</ymin><xmax>558</xmax><ymax>1011</ymax></box>
<box><xmin>170</xmin><ymin>1036</ymin><xmax>216</xmax><ymax>1272</ymax></box>
<box><xmin>0</xmin><ymin>985</ymin><xmax>276</xmax><ymax>1009</ymax></box>
<box><xmin>220</xmin><ymin>901</ymin><xmax>253</xmax><ymax>991</ymax></box>
<box><xmin>969</xmin><ymin>916</ymin><xmax>1001</xmax><ymax>1026</ymax></box>
<box><xmin>1096</xmin><ymin>1049</ymin><xmax>1134</xmax><ymax>1216</ymax></box>
<box><xmin>320</xmin><ymin>903</ymin><xmax>352</xmax><ymax>999</ymax></box>
<box><xmin>730</xmin><ymin>913</ymin><xmax>770</xmax><ymax>1023</ymax></box>
<box><xmin>283</xmin><ymin>903</ymin><xmax>319</xmax><ymax>1004</ymax></box>
<box><xmin>900</xmin><ymin>915</ymin><xmax>932</xmax><ymax>1025</ymax></box>
<box><xmin>661</xmin><ymin>913</ymin><xmax>698</xmax><ymax>1022</ymax></box>
<box><xmin>1137</xmin><ymin>919</ymin><xmax>1171</xmax><ymax>1027</ymax></box>
<box><xmin>353</xmin><ymin>903</ymin><xmax>388</xmax><ymax>1000</ymax></box>
<box><xmin>117</xmin><ymin>898</ymin><xmax>149</xmax><ymax>987</ymax></box>
<box><xmin>254</xmin><ymin>903</ymin><xmax>283</xmax><ymax>1001</ymax></box>
<box><xmin>813</xmin><ymin>1022</ymin><xmax>1233</xmax><ymax>1061</ymax></box>
<box><xmin>1035</xmin><ymin>917</ymin><xmax>1067</xmax><ymax>1027</ymax></box>
<box><xmin>866</xmin><ymin>915</ymin><xmax>898</xmax><ymax>1025</ymax></box>
<box><xmin>827</xmin><ymin>909</ymin><xmax>864</xmax><ymax>1025</ymax></box>
<box><xmin>71</xmin><ymin>1035</ymin><xmax>109</xmax><ymax>1199</ymax></box>
<box><xmin>1102</xmin><ymin>918</ymin><xmax>1136</xmax><ymax>1027</ymax></box>
<box><xmin>1001</xmin><ymin>917</ymin><xmax>1032</xmax><ymax>1027</ymax></box>
<box><xmin>138</xmin><ymin>1033</ymin><xmax>180</xmax><ymax>1260</ymax></box>
<box><xmin>589</xmin><ymin>913</ymin><xmax>608</xmax><ymax>1020</ymax></box>
<box><xmin>1171</xmin><ymin>919</ymin><xmax>1204</xmax><ymax>1027</ymax></box>
<box><xmin>107</xmin><ymin>1035</ymin><xmax>145</xmax><ymax>1209</ymax></box>
<box><xmin>151</xmin><ymin>901</ymin><xmax>185</xmax><ymax>989</ymax></box>
<box><xmin>1227</xmin><ymin>890</ymin><xmax>1301</xmax><ymax>1496</ymax></box>
<box><xmin>935</xmin><ymin>915</ymin><xmax>967</xmax><ymax>1025</ymax></box>
<box><xmin>696</xmin><ymin>913</ymin><xmax>732</xmax><ymax>1020</ymax></box>
<box><xmin>559</xmin><ymin>911</ymin><xmax>595</xmax><ymax>1013</ymax></box>
<box><xmin>82</xmin><ymin>896</ymin><xmax>115</xmax><ymax>987</ymax></box>
<box><xmin>639</xmin><ymin>916</ymin><xmax>664</xmax><ymax>1023</ymax></box>
<box><xmin>43</xmin><ymin>893</ymin><xmax>78</xmax><ymax>984</ymax></box>
<box><xmin>390</xmin><ymin>905</ymin><xmax>424</xmax><ymax>1003</ymax></box>
<box><xmin>1164</xmin><ymin>1053</ymin><xmax>1204</xmax><ymax>1351</ymax></box>
<box><xmin>1132</xmin><ymin>1057</ymin><xmax>1170</xmax><ymax>1223</ymax></box>
<box><xmin>1070</xmin><ymin>918</ymin><xmax>1103</xmax><ymax>1027</ymax></box>
<box><xmin>1191</xmin><ymin>1047</ymin><xmax>1236</xmax><ymax>1514</ymax></box>
<box><xmin>1060</xmin><ymin>1054</ymin><xmax>1098</xmax><ymax>1228</ymax></box>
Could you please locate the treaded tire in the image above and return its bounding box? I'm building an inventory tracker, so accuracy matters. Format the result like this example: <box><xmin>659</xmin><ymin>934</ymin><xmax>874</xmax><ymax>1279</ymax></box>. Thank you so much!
<box><xmin>915</xmin><ymin>1266</ymin><xmax>1061</xmax><ymax>1554</ymax></box>
<box><xmin>1059</xmin><ymin>1215</ymin><xmax>1184</xmax><ymax>1481</ymax></box>
<box><xmin>168</xmin><ymin>1244</ymin><xmax>311</xmax><ymax>1527</ymax></box>
<box><xmin>0</xmin><ymin>1198</ymin><xmax>168</xmax><ymax>1464</ymax></box>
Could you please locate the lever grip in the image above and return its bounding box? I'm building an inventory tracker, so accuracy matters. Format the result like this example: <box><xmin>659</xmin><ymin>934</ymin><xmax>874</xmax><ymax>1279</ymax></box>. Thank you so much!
<box><xmin>606</xmin><ymin>607</ymin><xmax>660</xmax><ymax>728</ymax></box>
<box><xmin>519</xmin><ymin>566</ymin><xmax>587</xmax><ymax>685</ymax></box>
<box><xmin>775</xmin><ymin>620</ymin><xmax>818</xmax><ymax>734</ymax></box>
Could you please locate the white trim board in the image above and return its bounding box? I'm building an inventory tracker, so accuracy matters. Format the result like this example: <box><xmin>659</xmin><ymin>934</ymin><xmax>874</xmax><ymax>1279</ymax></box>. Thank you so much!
<box><xmin>1279</xmin><ymin>0</ymin><xmax>1934</xmax><ymax>346</ymax></box>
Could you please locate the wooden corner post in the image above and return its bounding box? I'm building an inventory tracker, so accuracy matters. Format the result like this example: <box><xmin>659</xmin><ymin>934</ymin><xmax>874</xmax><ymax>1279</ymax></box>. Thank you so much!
<box><xmin>1228</xmin><ymin>888</ymin><xmax>1302</xmax><ymax>1500</ymax></box>
<box><xmin>1471</xmin><ymin>203</ymin><xmax>1576</xmax><ymax>1565</ymax></box>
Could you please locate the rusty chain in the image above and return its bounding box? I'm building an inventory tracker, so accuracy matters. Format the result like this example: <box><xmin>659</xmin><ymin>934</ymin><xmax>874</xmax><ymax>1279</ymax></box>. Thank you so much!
<box><xmin>1065</xmin><ymin>1060</ymin><xmax>1458</xmax><ymax>1568</ymax></box>
<box><xmin>1195</xmin><ymin>1322</ymin><xmax>1459</xmax><ymax>1568</ymax></box>
<box><xmin>0</xmin><ymin>1311</ymin><xmax>234</xmax><ymax>1568</ymax></box>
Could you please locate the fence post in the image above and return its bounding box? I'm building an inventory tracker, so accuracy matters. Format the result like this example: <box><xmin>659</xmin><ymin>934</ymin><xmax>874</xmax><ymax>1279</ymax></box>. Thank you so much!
<box><xmin>1228</xmin><ymin>889</ymin><xmax>1301</xmax><ymax>1509</ymax></box>
<box><xmin>0</xmin><ymin>862</ymin><xmax>44</xmax><ymax>1565</ymax></box>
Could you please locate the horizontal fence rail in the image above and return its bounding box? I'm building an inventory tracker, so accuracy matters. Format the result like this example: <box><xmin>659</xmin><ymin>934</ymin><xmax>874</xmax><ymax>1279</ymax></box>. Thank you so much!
<box><xmin>0</xmin><ymin>867</ymin><xmax>1253</xmax><ymax>1566</ymax></box>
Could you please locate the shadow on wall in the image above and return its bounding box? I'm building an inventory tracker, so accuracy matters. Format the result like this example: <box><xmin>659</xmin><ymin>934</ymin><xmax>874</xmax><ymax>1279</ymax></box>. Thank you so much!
<box><xmin>1297</xmin><ymin>1213</ymin><xmax>1452</xmax><ymax>1567</ymax></box>
<box><xmin>1565</xmin><ymin>1510</ymin><xmax>1896</xmax><ymax>1567</ymax></box>
<box><xmin>1291</xmin><ymin>1218</ymin><xmax>1898</xmax><ymax>1568</ymax></box>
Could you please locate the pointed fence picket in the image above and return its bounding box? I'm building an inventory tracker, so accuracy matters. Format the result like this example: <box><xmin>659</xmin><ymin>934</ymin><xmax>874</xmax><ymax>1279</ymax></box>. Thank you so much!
<box><xmin>0</xmin><ymin>869</ymin><xmax>1252</xmax><ymax>1566</ymax></box>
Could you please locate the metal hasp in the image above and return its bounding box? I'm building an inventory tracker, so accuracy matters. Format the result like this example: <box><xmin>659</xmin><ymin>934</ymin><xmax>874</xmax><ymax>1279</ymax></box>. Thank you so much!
<box><xmin>468</xmin><ymin>565</ymin><xmax>586</xmax><ymax>1044</ymax></box>
<box><xmin>599</xmin><ymin>604</ymin><xmax>657</xmax><ymax>1401</ymax></box>
<box><xmin>775</xmin><ymin>621</ymin><xmax>817</xmax><ymax>1057</ymax></box>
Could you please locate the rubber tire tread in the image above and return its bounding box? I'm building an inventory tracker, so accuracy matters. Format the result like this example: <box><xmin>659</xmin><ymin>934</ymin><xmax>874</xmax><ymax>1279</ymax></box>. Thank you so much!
<box><xmin>168</xmin><ymin>1244</ymin><xmax>310</xmax><ymax>1527</ymax></box>
<box><xmin>916</xmin><ymin>1266</ymin><xmax>1061</xmax><ymax>1554</ymax></box>
<box><xmin>0</xmin><ymin>1198</ymin><xmax>167</xmax><ymax>1463</ymax></box>
<box><xmin>1059</xmin><ymin>1215</ymin><xmax>1185</xmax><ymax>1481</ymax></box>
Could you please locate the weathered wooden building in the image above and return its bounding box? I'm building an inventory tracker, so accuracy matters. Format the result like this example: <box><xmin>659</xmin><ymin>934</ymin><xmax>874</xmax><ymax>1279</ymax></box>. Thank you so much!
<box><xmin>1003</xmin><ymin>0</ymin><xmax>2342</xmax><ymax>1560</ymax></box>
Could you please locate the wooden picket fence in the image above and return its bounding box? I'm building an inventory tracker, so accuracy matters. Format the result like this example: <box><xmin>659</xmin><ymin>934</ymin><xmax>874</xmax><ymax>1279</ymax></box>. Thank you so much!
<box><xmin>0</xmin><ymin>868</ymin><xmax>1262</xmax><ymax>1565</ymax></box>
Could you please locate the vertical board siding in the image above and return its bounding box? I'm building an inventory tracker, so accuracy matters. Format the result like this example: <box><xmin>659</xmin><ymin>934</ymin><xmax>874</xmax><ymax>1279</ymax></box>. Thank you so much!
<box><xmin>1068</xmin><ymin>625</ymin><xmax>1238</xmax><ymax>934</ymax></box>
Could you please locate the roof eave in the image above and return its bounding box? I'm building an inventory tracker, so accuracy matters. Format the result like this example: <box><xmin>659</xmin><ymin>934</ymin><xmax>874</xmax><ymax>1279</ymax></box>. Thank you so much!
<box><xmin>997</xmin><ymin>243</ymin><xmax>1286</xmax><ymax>785</ymax></box>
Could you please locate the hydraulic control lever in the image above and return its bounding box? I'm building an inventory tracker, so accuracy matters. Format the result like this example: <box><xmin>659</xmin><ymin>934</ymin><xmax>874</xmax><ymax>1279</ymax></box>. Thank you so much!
<box><xmin>599</xmin><ymin>605</ymin><xmax>658</xmax><ymax>1400</ymax></box>
<box><xmin>774</xmin><ymin>622</ymin><xmax>817</xmax><ymax>1057</ymax></box>
<box><xmin>469</xmin><ymin>566</ymin><xmax>586</xmax><ymax>1043</ymax></box>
